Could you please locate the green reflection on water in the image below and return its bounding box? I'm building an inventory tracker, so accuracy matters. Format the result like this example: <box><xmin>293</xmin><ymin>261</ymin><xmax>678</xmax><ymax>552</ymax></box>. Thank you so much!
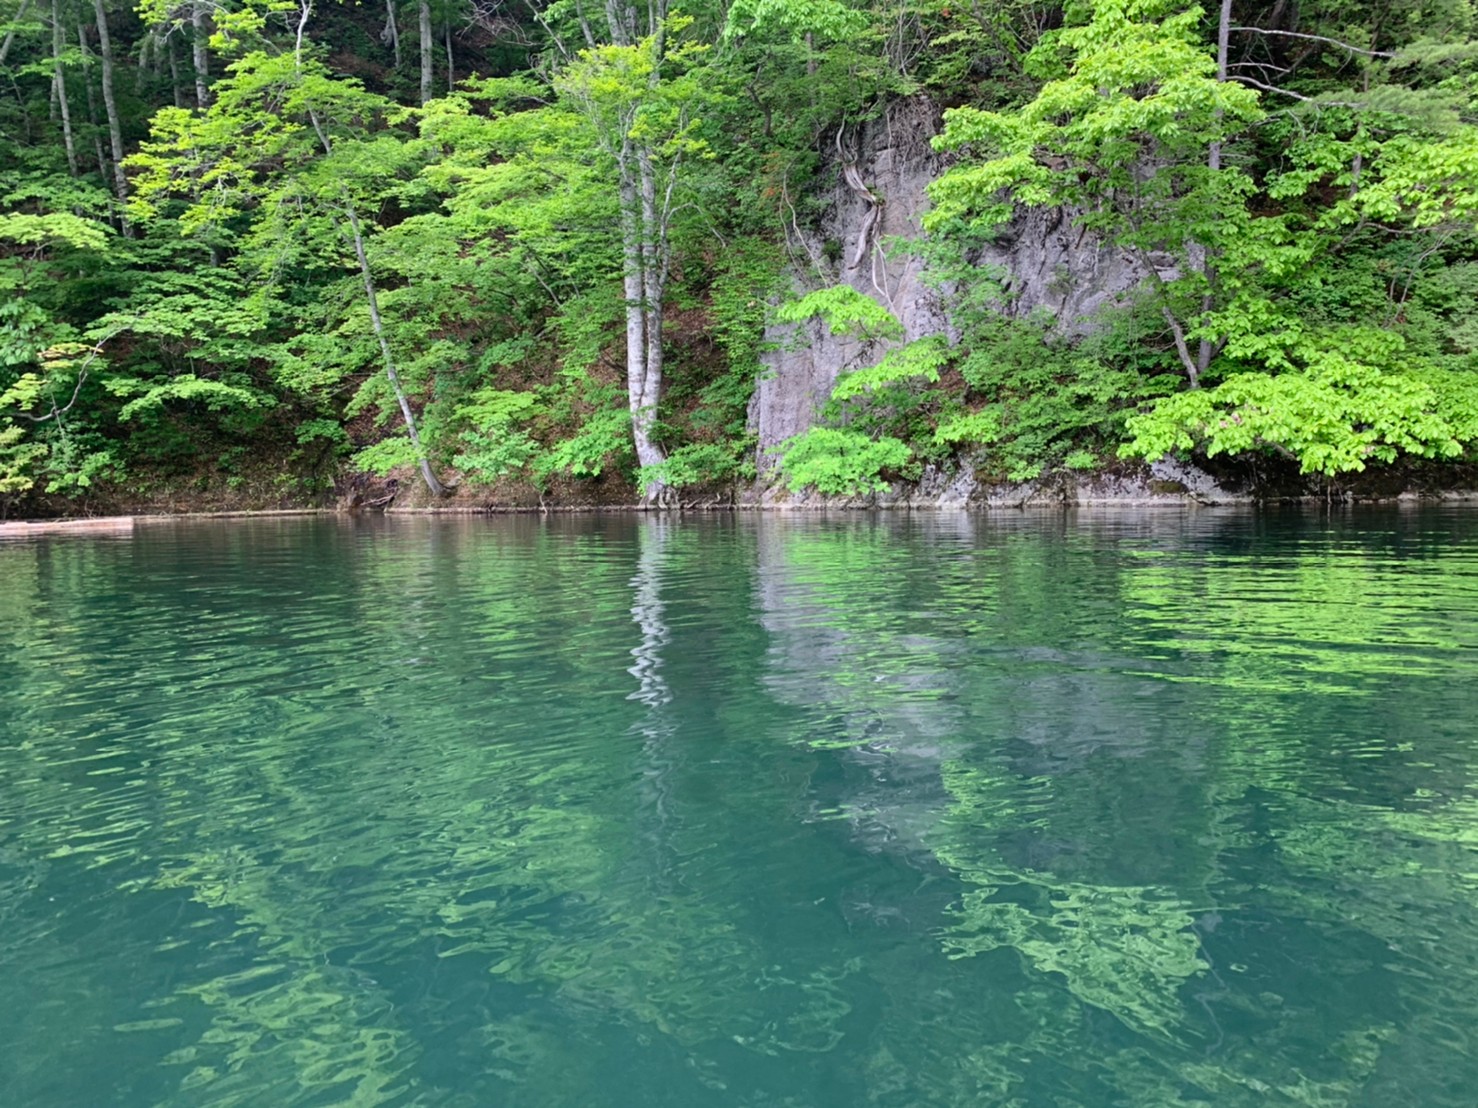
<box><xmin>2</xmin><ymin>510</ymin><xmax>1477</xmax><ymax>1106</ymax></box>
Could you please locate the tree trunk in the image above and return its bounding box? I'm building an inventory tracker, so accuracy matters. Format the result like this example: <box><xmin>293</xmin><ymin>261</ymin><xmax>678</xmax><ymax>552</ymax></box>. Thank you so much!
<box><xmin>1193</xmin><ymin>0</ymin><xmax>1234</xmax><ymax>385</ymax></box>
<box><xmin>617</xmin><ymin>139</ymin><xmax>670</xmax><ymax>504</ymax></box>
<box><xmin>383</xmin><ymin>0</ymin><xmax>400</xmax><ymax>68</ymax></box>
<box><xmin>167</xmin><ymin>32</ymin><xmax>184</xmax><ymax>108</ymax></box>
<box><xmin>443</xmin><ymin>19</ymin><xmax>452</xmax><ymax>93</ymax></box>
<box><xmin>596</xmin><ymin>0</ymin><xmax>673</xmax><ymax>503</ymax></box>
<box><xmin>1208</xmin><ymin>0</ymin><xmax>1231</xmax><ymax>173</ymax></box>
<box><xmin>0</xmin><ymin>0</ymin><xmax>34</xmax><ymax>67</ymax></box>
<box><xmin>617</xmin><ymin>140</ymin><xmax>662</xmax><ymax>484</ymax></box>
<box><xmin>190</xmin><ymin>1</ymin><xmax>209</xmax><ymax>107</ymax></box>
<box><xmin>52</xmin><ymin>0</ymin><xmax>78</xmax><ymax>176</ymax></box>
<box><xmin>635</xmin><ymin>142</ymin><xmax>668</xmax><ymax>502</ymax></box>
<box><xmin>91</xmin><ymin>0</ymin><xmax>129</xmax><ymax>232</ymax></box>
<box><xmin>77</xmin><ymin>22</ymin><xmax>106</xmax><ymax>176</ymax></box>
<box><xmin>418</xmin><ymin>0</ymin><xmax>432</xmax><ymax>104</ymax></box>
<box><xmin>344</xmin><ymin>204</ymin><xmax>445</xmax><ymax>498</ymax></box>
<box><xmin>290</xmin><ymin>0</ymin><xmax>440</xmax><ymax>496</ymax></box>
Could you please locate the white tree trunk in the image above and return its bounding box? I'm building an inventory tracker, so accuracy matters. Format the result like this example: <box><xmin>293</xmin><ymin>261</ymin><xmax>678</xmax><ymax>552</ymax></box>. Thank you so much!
<box><xmin>76</xmin><ymin>22</ymin><xmax>107</xmax><ymax>176</ymax></box>
<box><xmin>0</xmin><ymin>0</ymin><xmax>34</xmax><ymax>66</ymax></box>
<box><xmin>52</xmin><ymin>0</ymin><xmax>78</xmax><ymax>176</ymax></box>
<box><xmin>1194</xmin><ymin>0</ymin><xmax>1235</xmax><ymax>385</ymax></box>
<box><xmin>345</xmin><ymin>205</ymin><xmax>446</xmax><ymax>498</ymax></box>
<box><xmin>90</xmin><ymin>0</ymin><xmax>129</xmax><ymax>232</ymax></box>
<box><xmin>291</xmin><ymin>0</ymin><xmax>442</xmax><ymax>497</ymax></box>
<box><xmin>418</xmin><ymin>0</ymin><xmax>432</xmax><ymax>104</ymax></box>
<box><xmin>635</xmin><ymin>143</ymin><xmax>668</xmax><ymax>502</ymax></box>
<box><xmin>191</xmin><ymin>2</ymin><xmax>209</xmax><ymax>107</ymax></box>
<box><xmin>618</xmin><ymin>141</ymin><xmax>663</xmax><ymax>483</ymax></box>
<box><xmin>600</xmin><ymin>0</ymin><xmax>673</xmax><ymax>504</ymax></box>
<box><xmin>383</xmin><ymin>0</ymin><xmax>400</xmax><ymax>68</ymax></box>
<box><xmin>167</xmin><ymin>31</ymin><xmax>184</xmax><ymax>108</ymax></box>
<box><xmin>444</xmin><ymin>20</ymin><xmax>454</xmax><ymax>92</ymax></box>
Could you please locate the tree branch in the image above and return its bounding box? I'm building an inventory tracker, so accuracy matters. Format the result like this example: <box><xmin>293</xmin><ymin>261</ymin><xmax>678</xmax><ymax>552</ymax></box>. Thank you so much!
<box><xmin>1231</xmin><ymin>74</ymin><xmax>1362</xmax><ymax>108</ymax></box>
<box><xmin>1161</xmin><ymin>306</ymin><xmax>1201</xmax><ymax>388</ymax></box>
<box><xmin>1230</xmin><ymin>26</ymin><xmax>1395</xmax><ymax>58</ymax></box>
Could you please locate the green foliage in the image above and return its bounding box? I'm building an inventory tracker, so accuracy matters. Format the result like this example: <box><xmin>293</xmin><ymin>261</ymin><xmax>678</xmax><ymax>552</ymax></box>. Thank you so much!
<box><xmin>0</xmin><ymin>212</ymin><xmax>111</xmax><ymax>253</ymax></box>
<box><xmin>724</xmin><ymin>0</ymin><xmax>870</xmax><ymax>40</ymax></box>
<box><xmin>802</xmin><ymin>238</ymin><xmax>1176</xmax><ymax>483</ymax></box>
<box><xmin>294</xmin><ymin>418</ymin><xmax>350</xmax><ymax>450</ymax></box>
<box><xmin>113</xmin><ymin>374</ymin><xmax>272</xmax><ymax>423</ymax></box>
<box><xmin>536</xmin><ymin>402</ymin><xmax>633</xmax><ymax>482</ymax></box>
<box><xmin>775</xmin><ymin>285</ymin><xmax>904</xmax><ymax>341</ymax></box>
<box><xmin>38</xmin><ymin>433</ymin><xmax>118</xmax><ymax>493</ymax></box>
<box><xmin>951</xmin><ymin>313</ymin><xmax>1177</xmax><ymax>480</ymax></box>
<box><xmin>832</xmin><ymin>335</ymin><xmax>948</xmax><ymax>400</ymax></box>
<box><xmin>934</xmin><ymin>408</ymin><xmax>1002</xmax><ymax>448</ymax></box>
<box><xmin>705</xmin><ymin>237</ymin><xmax>786</xmax><ymax>401</ymax></box>
<box><xmin>0</xmin><ymin>422</ymin><xmax>46</xmax><ymax>494</ymax></box>
<box><xmin>452</xmin><ymin>389</ymin><xmax>541</xmax><ymax>485</ymax></box>
<box><xmin>927</xmin><ymin>0</ymin><xmax>1263</xmax><ymax>241</ymax></box>
<box><xmin>350</xmin><ymin>435</ymin><xmax>423</xmax><ymax>478</ymax></box>
<box><xmin>1122</xmin><ymin>362</ymin><xmax>1478</xmax><ymax>475</ymax></box>
<box><xmin>2</xmin><ymin>0</ymin><xmax>1477</xmax><ymax>508</ymax></box>
<box><xmin>638</xmin><ymin>441</ymin><xmax>755</xmax><ymax>492</ymax></box>
<box><xmin>776</xmin><ymin>426</ymin><xmax>911</xmax><ymax>495</ymax></box>
<box><xmin>919</xmin><ymin>0</ymin><xmax>1478</xmax><ymax>485</ymax></box>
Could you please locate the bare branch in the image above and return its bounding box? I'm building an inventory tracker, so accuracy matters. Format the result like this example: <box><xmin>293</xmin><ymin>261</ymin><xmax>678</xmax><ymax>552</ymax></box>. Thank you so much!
<box><xmin>1230</xmin><ymin>26</ymin><xmax>1395</xmax><ymax>59</ymax></box>
<box><xmin>1227</xmin><ymin>60</ymin><xmax>1294</xmax><ymax>76</ymax></box>
<box><xmin>10</xmin><ymin>320</ymin><xmax>135</xmax><ymax>424</ymax></box>
<box><xmin>1232</xmin><ymin>74</ymin><xmax>1362</xmax><ymax>108</ymax></box>
<box><xmin>1127</xmin><ymin>242</ymin><xmax>1201</xmax><ymax>387</ymax></box>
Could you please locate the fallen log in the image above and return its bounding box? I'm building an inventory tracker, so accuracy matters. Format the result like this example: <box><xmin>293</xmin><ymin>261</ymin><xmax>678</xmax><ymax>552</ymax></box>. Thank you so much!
<box><xmin>0</xmin><ymin>516</ymin><xmax>136</xmax><ymax>538</ymax></box>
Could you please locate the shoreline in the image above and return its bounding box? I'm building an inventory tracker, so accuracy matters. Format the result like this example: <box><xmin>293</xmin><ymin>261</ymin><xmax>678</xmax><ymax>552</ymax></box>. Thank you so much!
<box><xmin>7</xmin><ymin>490</ymin><xmax>1478</xmax><ymax>530</ymax></box>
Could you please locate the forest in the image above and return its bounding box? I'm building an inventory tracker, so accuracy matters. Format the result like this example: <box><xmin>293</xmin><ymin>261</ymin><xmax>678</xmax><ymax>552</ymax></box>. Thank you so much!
<box><xmin>1</xmin><ymin>0</ymin><xmax>1476</xmax><ymax>513</ymax></box>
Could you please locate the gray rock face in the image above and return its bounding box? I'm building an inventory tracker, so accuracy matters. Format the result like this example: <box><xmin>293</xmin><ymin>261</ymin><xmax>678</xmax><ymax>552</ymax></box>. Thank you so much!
<box><xmin>750</xmin><ymin>97</ymin><xmax>949</xmax><ymax>468</ymax></box>
<box><xmin>972</xmin><ymin>205</ymin><xmax>1155</xmax><ymax>333</ymax></box>
<box><xmin>747</xmin><ymin>96</ymin><xmax>1155</xmax><ymax>485</ymax></box>
<box><xmin>757</xmin><ymin>459</ymin><xmax>1252</xmax><ymax>509</ymax></box>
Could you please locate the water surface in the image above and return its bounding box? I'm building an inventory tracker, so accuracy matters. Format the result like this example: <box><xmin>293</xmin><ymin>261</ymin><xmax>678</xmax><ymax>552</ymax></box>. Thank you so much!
<box><xmin>3</xmin><ymin>509</ymin><xmax>1477</xmax><ymax>1106</ymax></box>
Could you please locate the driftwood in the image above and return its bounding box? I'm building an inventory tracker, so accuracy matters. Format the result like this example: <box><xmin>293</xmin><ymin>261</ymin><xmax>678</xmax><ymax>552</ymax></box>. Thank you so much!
<box><xmin>0</xmin><ymin>516</ymin><xmax>135</xmax><ymax>537</ymax></box>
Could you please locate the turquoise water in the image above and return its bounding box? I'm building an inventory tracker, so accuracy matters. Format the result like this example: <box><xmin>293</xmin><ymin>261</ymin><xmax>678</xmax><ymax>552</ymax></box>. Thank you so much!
<box><xmin>2</xmin><ymin>509</ymin><xmax>1478</xmax><ymax>1106</ymax></box>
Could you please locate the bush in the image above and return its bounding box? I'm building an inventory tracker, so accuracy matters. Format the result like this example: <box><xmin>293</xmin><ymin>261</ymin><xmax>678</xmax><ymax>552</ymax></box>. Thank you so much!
<box><xmin>776</xmin><ymin>427</ymin><xmax>912</xmax><ymax>496</ymax></box>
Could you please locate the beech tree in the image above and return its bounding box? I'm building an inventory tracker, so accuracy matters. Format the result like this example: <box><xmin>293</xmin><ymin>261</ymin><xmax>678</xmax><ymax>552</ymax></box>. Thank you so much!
<box><xmin>130</xmin><ymin>0</ymin><xmax>448</xmax><ymax>494</ymax></box>
<box><xmin>554</xmin><ymin>18</ymin><xmax>712</xmax><ymax>502</ymax></box>
<box><xmin>929</xmin><ymin>0</ymin><xmax>1478</xmax><ymax>476</ymax></box>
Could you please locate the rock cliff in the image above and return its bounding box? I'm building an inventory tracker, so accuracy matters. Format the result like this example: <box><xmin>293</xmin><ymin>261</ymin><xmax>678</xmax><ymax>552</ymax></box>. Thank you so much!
<box><xmin>747</xmin><ymin>96</ymin><xmax>1173</xmax><ymax>503</ymax></box>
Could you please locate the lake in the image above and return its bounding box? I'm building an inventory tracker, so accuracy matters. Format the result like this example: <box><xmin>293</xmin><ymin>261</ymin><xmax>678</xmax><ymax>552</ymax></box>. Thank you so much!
<box><xmin>2</xmin><ymin>509</ymin><xmax>1477</xmax><ymax>1106</ymax></box>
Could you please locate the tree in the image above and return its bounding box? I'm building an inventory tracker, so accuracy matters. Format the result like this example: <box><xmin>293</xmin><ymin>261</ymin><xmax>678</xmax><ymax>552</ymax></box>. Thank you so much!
<box><xmin>0</xmin><ymin>211</ymin><xmax>120</xmax><ymax>498</ymax></box>
<box><xmin>89</xmin><ymin>0</ymin><xmax>129</xmax><ymax>228</ymax></box>
<box><xmin>552</xmin><ymin>6</ymin><xmax>714</xmax><ymax>504</ymax></box>
<box><xmin>129</xmin><ymin>0</ymin><xmax>448</xmax><ymax>494</ymax></box>
<box><xmin>930</xmin><ymin>0</ymin><xmax>1478</xmax><ymax>475</ymax></box>
<box><xmin>928</xmin><ymin>0</ymin><xmax>1263</xmax><ymax>389</ymax></box>
<box><xmin>418</xmin><ymin>0</ymin><xmax>432</xmax><ymax>102</ymax></box>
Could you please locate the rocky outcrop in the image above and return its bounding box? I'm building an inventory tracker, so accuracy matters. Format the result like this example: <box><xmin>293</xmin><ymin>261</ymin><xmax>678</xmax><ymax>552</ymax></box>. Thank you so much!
<box><xmin>755</xmin><ymin>457</ymin><xmax>1255</xmax><ymax>510</ymax></box>
<box><xmin>748</xmin><ymin>96</ymin><xmax>1155</xmax><ymax>478</ymax></box>
<box><xmin>749</xmin><ymin>97</ymin><xmax>950</xmax><ymax>465</ymax></box>
<box><xmin>971</xmin><ymin>205</ymin><xmax>1156</xmax><ymax>333</ymax></box>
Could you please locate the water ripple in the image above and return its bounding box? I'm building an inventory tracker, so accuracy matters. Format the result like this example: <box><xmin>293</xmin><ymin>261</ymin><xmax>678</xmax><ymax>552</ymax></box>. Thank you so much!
<box><xmin>1</xmin><ymin>510</ymin><xmax>1477</xmax><ymax>1106</ymax></box>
